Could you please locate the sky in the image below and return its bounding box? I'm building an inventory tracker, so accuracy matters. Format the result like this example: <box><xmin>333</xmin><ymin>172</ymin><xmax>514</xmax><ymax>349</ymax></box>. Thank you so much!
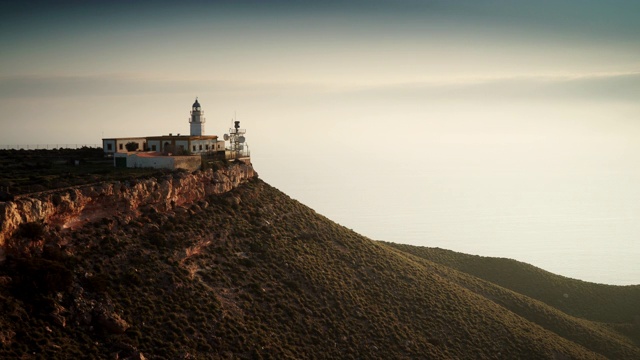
<box><xmin>1</xmin><ymin>0</ymin><xmax>640</xmax><ymax>284</ymax></box>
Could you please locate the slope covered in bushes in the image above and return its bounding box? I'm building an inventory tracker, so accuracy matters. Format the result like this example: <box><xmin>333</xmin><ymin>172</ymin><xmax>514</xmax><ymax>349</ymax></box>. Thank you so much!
<box><xmin>383</xmin><ymin>243</ymin><xmax>640</xmax><ymax>346</ymax></box>
<box><xmin>0</xmin><ymin>178</ymin><xmax>638</xmax><ymax>359</ymax></box>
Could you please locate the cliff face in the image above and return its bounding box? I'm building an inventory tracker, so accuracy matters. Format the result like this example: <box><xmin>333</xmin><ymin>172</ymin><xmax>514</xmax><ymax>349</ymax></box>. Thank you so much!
<box><xmin>0</xmin><ymin>163</ymin><xmax>256</xmax><ymax>248</ymax></box>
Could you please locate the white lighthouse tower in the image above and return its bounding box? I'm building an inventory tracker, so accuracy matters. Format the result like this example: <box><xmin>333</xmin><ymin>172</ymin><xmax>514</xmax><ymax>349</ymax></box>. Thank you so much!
<box><xmin>189</xmin><ymin>98</ymin><xmax>205</xmax><ymax>136</ymax></box>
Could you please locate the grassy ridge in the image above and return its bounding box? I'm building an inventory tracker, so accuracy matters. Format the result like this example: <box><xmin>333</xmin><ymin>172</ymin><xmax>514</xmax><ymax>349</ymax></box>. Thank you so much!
<box><xmin>0</xmin><ymin>178</ymin><xmax>639</xmax><ymax>358</ymax></box>
<box><xmin>382</xmin><ymin>244</ymin><xmax>640</xmax><ymax>338</ymax></box>
<box><xmin>381</xmin><ymin>245</ymin><xmax>640</xmax><ymax>323</ymax></box>
<box><xmin>382</xmin><ymin>244</ymin><xmax>640</xmax><ymax>356</ymax></box>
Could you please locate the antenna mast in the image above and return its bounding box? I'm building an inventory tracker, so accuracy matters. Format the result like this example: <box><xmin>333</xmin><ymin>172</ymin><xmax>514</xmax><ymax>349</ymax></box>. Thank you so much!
<box><xmin>224</xmin><ymin>116</ymin><xmax>247</xmax><ymax>160</ymax></box>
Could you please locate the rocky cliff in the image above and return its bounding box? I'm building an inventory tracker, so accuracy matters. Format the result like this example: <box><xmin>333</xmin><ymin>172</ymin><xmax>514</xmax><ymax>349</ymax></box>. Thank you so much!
<box><xmin>0</xmin><ymin>163</ymin><xmax>256</xmax><ymax>249</ymax></box>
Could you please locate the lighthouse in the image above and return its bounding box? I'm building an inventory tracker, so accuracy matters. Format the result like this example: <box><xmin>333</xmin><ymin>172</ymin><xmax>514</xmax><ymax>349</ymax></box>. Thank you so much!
<box><xmin>189</xmin><ymin>98</ymin><xmax>205</xmax><ymax>136</ymax></box>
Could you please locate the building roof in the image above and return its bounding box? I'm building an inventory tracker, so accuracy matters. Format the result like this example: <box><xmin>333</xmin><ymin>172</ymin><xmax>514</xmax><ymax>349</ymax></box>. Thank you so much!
<box><xmin>145</xmin><ymin>135</ymin><xmax>218</xmax><ymax>141</ymax></box>
<box><xmin>102</xmin><ymin>137</ymin><xmax>146</xmax><ymax>141</ymax></box>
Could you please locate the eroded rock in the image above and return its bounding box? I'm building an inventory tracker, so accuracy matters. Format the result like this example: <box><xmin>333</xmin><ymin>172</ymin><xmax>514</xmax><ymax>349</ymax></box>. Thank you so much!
<box><xmin>94</xmin><ymin>309</ymin><xmax>130</xmax><ymax>334</ymax></box>
<box><xmin>0</xmin><ymin>163</ymin><xmax>256</xmax><ymax>247</ymax></box>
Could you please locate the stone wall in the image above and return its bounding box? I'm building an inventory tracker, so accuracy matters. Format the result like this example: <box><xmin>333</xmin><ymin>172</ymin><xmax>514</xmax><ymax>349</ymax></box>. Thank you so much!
<box><xmin>0</xmin><ymin>163</ymin><xmax>257</xmax><ymax>247</ymax></box>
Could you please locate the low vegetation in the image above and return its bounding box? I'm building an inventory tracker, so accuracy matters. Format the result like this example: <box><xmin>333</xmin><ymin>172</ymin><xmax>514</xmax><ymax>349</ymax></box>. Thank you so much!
<box><xmin>382</xmin><ymin>243</ymin><xmax>640</xmax><ymax>344</ymax></box>
<box><xmin>0</xmin><ymin>174</ymin><xmax>638</xmax><ymax>358</ymax></box>
<box><xmin>0</xmin><ymin>148</ymin><xmax>166</xmax><ymax>196</ymax></box>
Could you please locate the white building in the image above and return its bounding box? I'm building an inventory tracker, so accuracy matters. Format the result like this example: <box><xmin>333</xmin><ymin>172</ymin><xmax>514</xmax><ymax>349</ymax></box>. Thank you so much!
<box><xmin>145</xmin><ymin>134</ymin><xmax>224</xmax><ymax>155</ymax></box>
<box><xmin>102</xmin><ymin>98</ymin><xmax>225</xmax><ymax>157</ymax></box>
<box><xmin>102</xmin><ymin>137</ymin><xmax>146</xmax><ymax>155</ymax></box>
<box><xmin>113</xmin><ymin>152</ymin><xmax>202</xmax><ymax>171</ymax></box>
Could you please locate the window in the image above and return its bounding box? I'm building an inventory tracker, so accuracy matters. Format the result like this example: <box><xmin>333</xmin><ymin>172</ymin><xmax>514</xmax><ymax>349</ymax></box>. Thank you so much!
<box><xmin>119</xmin><ymin>143</ymin><xmax>123</xmax><ymax>150</ymax></box>
<box><xmin>199</xmin><ymin>145</ymin><xmax>202</xmax><ymax>150</ymax></box>
<box><xmin>205</xmin><ymin>145</ymin><xmax>209</xmax><ymax>150</ymax></box>
<box><xmin>107</xmin><ymin>144</ymin><xmax>112</xmax><ymax>151</ymax></box>
<box><xmin>192</xmin><ymin>145</ymin><xmax>196</xmax><ymax>151</ymax></box>
<box><xmin>151</xmin><ymin>145</ymin><xmax>157</xmax><ymax>151</ymax></box>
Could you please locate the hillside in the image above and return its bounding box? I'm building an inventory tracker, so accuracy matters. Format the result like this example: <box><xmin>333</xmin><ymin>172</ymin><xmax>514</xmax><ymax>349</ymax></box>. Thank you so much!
<box><xmin>382</xmin><ymin>243</ymin><xmax>640</xmax><ymax>344</ymax></box>
<box><xmin>1</xmin><ymin>175</ymin><xmax>639</xmax><ymax>358</ymax></box>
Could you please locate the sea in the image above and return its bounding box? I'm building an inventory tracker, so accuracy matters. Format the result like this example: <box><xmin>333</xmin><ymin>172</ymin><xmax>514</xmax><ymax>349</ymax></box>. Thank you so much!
<box><xmin>254</xmin><ymin>149</ymin><xmax>640</xmax><ymax>286</ymax></box>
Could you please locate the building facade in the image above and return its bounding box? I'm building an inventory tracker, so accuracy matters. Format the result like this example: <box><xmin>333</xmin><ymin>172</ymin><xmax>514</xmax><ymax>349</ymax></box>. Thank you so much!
<box><xmin>102</xmin><ymin>98</ymin><xmax>224</xmax><ymax>157</ymax></box>
<box><xmin>145</xmin><ymin>135</ymin><xmax>224</xmax><ymax>155</ymax></box>
<box><xmin>102</xmin><ymin>137</ymin><xmax>146</xmax><ymax>155</ymax></box>
<box><xmin>102</xmin><ymin>98</ymin><xmax>250</xmax><ymax>170</ymax></box>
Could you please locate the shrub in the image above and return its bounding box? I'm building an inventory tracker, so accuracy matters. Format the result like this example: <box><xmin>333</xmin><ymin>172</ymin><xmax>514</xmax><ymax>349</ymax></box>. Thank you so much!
<box><xmin>84</xmin><ymin>274</ymin><xmax>110</xmax><ymax>294</ymax></box>
<box><xmin>125</xmin><ymin>142</ymin><xmax>139</xmax><ymax>151</ymax></box>
<box><xmin>12</xmin><ymin>257</ymin><xmax>73</xmax><ymax>297</ymax></box>
<box><xmin>18</xmin><ymin>221</ymin><xmax>46</xmax><ymax>240</ymax></box>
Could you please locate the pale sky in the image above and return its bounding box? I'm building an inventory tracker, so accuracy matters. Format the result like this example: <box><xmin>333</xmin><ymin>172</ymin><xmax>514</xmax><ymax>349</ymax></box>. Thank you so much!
<box><xmin>1</xmin><ymin>0</ymin><xmax>638</xmax><ymax>147</ymax></box>
<box><xmin>1</xmin><ymin>0</ymin><xmax>640</xmax><ymax>283</ymax></box>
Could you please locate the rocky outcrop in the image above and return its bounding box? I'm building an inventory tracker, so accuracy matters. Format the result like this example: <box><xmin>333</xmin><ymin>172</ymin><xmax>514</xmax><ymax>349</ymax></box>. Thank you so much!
<box><xmin>94</xmin><ymin>307</ymin><xmax>130</xmax><ymax>334</ymax></box>
<box><xmin>0</xmin><ymin>163</ymin><xmax>256</xmax><ymax>247</ymax></box>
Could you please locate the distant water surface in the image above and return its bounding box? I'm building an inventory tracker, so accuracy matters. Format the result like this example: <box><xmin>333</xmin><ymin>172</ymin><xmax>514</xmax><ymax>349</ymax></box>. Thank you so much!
<box><xmin>255</xmin><ymin>151</ymin><xmax>640</xmax><ymax>286</ymax></box>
